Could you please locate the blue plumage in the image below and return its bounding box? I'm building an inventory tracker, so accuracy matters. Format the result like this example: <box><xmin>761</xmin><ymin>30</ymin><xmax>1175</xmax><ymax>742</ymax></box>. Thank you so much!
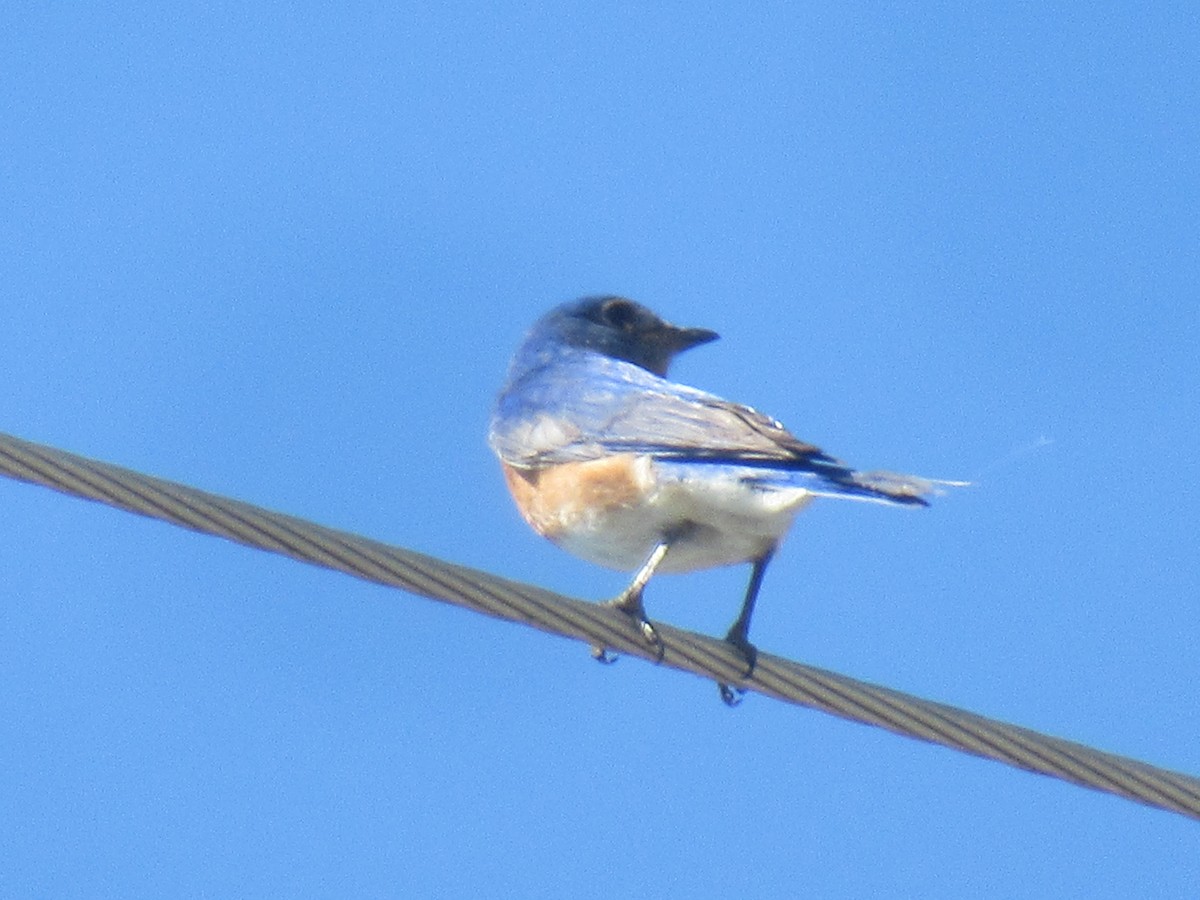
<box><xmin>489</xmin><ymin>296</ymin><xmax>955</xmax><ymax>702</ymax></box>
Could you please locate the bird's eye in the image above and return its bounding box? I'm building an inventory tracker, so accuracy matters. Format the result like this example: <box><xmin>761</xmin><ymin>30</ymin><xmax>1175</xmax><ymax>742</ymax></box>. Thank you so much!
<box><xmin>601</xmin><ymin>299</ymin><xmax>638</xmax><ymax>329</ymax></box>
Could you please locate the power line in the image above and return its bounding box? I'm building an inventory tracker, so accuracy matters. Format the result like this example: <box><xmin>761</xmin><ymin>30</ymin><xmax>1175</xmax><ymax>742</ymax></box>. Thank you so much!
<box><xmin>2</xmin><ymin>430</ymin><xmax>1197</xmax><ymax>821</ymax></box>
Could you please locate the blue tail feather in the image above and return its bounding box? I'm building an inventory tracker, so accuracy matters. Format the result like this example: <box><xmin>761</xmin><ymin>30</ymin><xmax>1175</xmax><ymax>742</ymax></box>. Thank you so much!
<box><xmin>658</xmin><ymin>457</ymin><xmax>966</xmax><ymax>507</ymax></box>
<box><xmin>744</xmin><ymin>466</ymin><xmax>960</xmax><ymax>507</ymax></box>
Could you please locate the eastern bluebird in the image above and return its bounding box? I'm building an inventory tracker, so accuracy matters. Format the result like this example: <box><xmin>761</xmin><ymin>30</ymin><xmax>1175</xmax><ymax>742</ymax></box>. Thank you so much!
<box><xmin>489</xmin><ymin>296</ymin><xmax>952</xmax><ymax>703</ymax></box>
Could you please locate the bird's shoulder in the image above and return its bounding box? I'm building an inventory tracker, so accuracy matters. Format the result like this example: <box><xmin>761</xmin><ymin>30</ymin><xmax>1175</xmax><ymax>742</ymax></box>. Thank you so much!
<box><xmin>489</xmin><ymin>351</ymin><xmax>834</xmax><ymax>471</ymax></box>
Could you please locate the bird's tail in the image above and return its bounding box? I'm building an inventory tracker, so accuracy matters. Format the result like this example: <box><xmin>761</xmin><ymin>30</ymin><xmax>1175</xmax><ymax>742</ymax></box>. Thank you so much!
<box><xmin>802</xmin><ymin>469</ymin><xmax>969</xmax><ymax>507</ymax></box>
<box><xmin>739</xmin><ymin>463</ymin><xmax>967</xmax><ymax>507</ymax></box>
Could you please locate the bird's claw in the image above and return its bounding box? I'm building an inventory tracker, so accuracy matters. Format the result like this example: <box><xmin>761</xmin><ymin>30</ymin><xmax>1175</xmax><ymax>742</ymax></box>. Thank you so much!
<box><xmin>718</xmin><ymin>682</ymin><xmax>746</xmax><ymax>706</ymax></box>
<box><xmin>637</xmin><ymin>618</ymin><xmax>665</xmax><ymax>662</ymax></box>
<box><xmin>717</xmin><ymin>630</ymin><xmax>758</xmax><ymax>707</ymax></box>
<box><xmin>605</xmin><ymin>591</ymin><xmax>665</xmax><ymax>663</ymax></box>
<box><xmin>590</xmin><ymin>645</ymin><xmax>618</xmax><ymax>665</ymax></box>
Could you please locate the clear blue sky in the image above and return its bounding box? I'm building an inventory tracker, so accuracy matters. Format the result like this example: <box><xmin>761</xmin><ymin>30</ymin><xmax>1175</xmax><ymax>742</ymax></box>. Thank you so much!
<box><xmin>3</xmin><ymin>4</ymin><xmax>1198</xmax><ymax>897</ymax></box>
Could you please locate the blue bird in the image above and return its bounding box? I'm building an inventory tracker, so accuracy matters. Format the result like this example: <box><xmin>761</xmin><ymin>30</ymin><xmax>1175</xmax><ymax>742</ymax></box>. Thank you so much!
<box><xmin>489</xmin><ymin>296</ymin><xmax>951</xmax><ymax>703</ymax></box>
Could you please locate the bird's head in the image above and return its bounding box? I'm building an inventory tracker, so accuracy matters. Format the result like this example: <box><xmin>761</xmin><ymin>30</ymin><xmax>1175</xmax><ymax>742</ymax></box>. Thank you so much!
<box><xmin>525</xmin><ymin>296</ymin><xmax>718</xmax><ymax>377</ymax></box>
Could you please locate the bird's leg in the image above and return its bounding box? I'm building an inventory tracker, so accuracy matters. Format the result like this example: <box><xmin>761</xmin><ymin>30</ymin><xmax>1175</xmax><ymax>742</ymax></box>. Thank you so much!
<box><xmin>591</xmin><ymin>541</ymin><xmax>669</xmax><ymax>664</ymax></box>
<box><xmin>718</xmin><ymin>550</ymin><xmax>774</xmax><ymax>706</ymax></box>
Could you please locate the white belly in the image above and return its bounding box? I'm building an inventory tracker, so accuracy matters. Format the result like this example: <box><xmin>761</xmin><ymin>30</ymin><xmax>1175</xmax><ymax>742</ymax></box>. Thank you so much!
<box><xmin>554</xmin><ymin>460</ymin><xmax>812</xmax><ymax>573</ymax></box>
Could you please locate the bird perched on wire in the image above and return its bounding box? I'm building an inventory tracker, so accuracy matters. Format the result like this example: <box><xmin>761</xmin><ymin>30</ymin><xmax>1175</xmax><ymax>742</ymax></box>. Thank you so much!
<box><xmin>489</xmin><ymin>296</ymin><xmax>954</xmax><ymax>703</ymax></box>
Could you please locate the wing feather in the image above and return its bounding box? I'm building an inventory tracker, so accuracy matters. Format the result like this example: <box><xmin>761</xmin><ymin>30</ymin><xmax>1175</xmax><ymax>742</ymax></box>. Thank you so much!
<box><xmin>488</xmin><ymin>353</ymin><xmax>935</xmax><ymax>507</ymax></box>
<box><xmin>490</xmin><ymin>354</ymin><xmax>836</xmax><ymax>470</ymax></box>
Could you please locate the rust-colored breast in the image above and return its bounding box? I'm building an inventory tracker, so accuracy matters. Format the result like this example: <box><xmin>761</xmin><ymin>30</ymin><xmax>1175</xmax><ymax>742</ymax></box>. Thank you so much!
<box><xmin>500</xmin><ymin>456</ymin><xmax>649</xmax><ymax>539</ymax></box>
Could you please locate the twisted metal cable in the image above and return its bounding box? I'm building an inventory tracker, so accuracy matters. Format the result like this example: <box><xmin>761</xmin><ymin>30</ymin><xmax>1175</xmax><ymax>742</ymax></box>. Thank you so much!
<box><xmin>2</xmin><ymin>430</ymin><xmax>1198</xmax><ymax>821</ymax></box>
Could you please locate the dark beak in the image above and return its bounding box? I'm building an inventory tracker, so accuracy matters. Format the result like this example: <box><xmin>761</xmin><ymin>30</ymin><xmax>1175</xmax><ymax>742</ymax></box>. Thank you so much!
<box><xmin>669</xmin><ymin>325</ymin><xmax>720</xmax><ymax>352</ymax></box>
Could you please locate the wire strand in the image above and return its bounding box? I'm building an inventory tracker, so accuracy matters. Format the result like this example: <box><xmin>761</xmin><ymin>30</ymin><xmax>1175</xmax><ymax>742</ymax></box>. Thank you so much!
<box><xmin>2</xmin><ymin>430</ymin><xmax>1198</xmax><ymax>820</ymax></box>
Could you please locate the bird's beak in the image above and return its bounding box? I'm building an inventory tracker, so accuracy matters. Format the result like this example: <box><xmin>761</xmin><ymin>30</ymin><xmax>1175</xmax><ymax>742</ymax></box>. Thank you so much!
<box><xmin>668</xmin><ymin>325</ymin><xmax>720</xmax><ymax>352</ymax></box>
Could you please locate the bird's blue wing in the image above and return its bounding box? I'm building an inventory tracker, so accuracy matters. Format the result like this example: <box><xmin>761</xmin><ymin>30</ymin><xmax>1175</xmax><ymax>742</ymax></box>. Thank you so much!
<box><xmin>489</xmin><ymin>351</ymin><xmax>935</xmax><ymax>506</ymax></box>
<box><xmin>490</xmin><ymin>352</ymin><xmax>825</xmax><ymax>461</ymax></box>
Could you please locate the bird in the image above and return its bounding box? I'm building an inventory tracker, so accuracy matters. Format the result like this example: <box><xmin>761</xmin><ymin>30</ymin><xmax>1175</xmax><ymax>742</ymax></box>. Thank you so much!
<box><xmin>488</xmin><ymin>296</ymin><xmax>952</xmax><ymax>703</ymax></box>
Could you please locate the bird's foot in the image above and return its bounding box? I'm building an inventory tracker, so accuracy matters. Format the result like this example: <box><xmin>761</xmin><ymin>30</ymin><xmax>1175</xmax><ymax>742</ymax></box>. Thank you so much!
<box><xmin>717</xmin><ymin>628</ymin><xmax>758</xmax><ymax>707</ymax></box>
<box><xmin>590</xmin><ymin>644</ymin><xmax>618</xmax><ymax>665</ymax></box>
<box><xmin>600</xmin><ymin>588</ymin><xmax>664</xmax><ymax>663</ymax></box>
